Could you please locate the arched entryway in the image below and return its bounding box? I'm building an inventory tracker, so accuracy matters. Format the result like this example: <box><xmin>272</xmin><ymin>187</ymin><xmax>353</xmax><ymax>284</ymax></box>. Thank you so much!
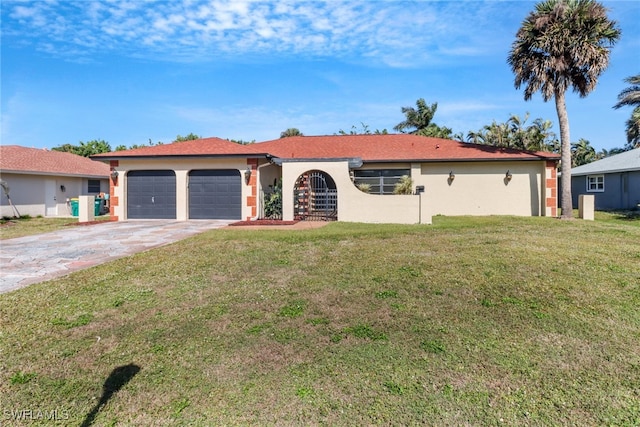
<box><xmin>293</xmin><ymin>170</ymin><xmax>337</xmax><ymax>221</ymax></box>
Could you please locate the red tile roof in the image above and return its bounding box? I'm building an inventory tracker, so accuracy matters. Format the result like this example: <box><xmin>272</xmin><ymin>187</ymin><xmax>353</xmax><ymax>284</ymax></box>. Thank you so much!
<box><xmin>92</xmin><ymin>137</ymin><xmax>259</xmax><ymax>158</ymax></box>
<box><xmin>92</xmin><ymin>134</ymin><xmax>559</xmax><ymax>162</ymax></box>
<box><xmin>0</xmin><ymin>145</ymin><xmax>110</xmax><ymax>177</ymax></box>
<box><xmin>252</xmin><ymin>134</ymin><xmax>559</xmax><ymax>162</ymax></box>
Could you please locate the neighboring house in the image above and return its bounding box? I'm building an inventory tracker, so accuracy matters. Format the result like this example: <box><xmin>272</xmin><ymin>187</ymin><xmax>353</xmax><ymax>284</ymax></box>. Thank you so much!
<box><xmin>0</xmin><ymin>145</ymin><xmax>110</xmax><ymax>217</ymax></box>
<box><xmin>93</xmin><ymin>134</ymin><xmax>559</xmax><ymax>224</ymax></box>
<box><xmin>570</xmin><ymin>147</ymin><xmax>640</xmax><ymax>210</ymax></box>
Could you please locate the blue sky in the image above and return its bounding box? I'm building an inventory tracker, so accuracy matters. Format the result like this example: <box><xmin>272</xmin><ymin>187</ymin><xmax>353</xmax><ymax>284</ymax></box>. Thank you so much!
<box><xmin>2</xmin><ymin>1</ymin><xmax>639</xmax><ymax>152</ymax></box>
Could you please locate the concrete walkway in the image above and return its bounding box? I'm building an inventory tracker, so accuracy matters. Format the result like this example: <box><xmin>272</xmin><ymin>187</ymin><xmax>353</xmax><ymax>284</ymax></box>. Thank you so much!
<box><xmin>0</xmin><ymin>220</ymin><xmax>233</xmax><ymax>294</ymax></box>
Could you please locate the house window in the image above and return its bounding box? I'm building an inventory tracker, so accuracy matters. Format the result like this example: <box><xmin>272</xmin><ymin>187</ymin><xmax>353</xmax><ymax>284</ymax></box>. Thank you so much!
<box><xmin>88</xmin><ymin>179</ymin><xmax>101</xmax><ymax>193</ymax></box>
<box><xmin>586</xmin><ymin>175</ymin><xmax>604</xmax><ymax>192</ymax></box>
<box><xmin>353</xmin><ymin>169</ymin><xmax>410</xmax><ymax>195</ymax></box>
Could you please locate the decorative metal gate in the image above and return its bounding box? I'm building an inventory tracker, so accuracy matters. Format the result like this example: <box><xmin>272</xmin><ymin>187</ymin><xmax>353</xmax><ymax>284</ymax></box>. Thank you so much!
<box><xmin>294</xmin><ymin>171</ymin><xmax>337</xmax><ymax>221</ymax></box>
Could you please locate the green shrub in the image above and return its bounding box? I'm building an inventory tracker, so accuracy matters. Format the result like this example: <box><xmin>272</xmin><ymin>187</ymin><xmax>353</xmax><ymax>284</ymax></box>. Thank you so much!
<box><xmin>264</xmin><ymin>179</ymin><xmax>282</xmax><ymax>219</ymax></box>
<box><xmin>393</xmin><ymin>175</ymin><xmax>413</xmax><ymax>195</ymax></box>
<box><xmin>357</xmin><ymin>183</ymin><xmax>371</xmax><ymax>193</ymax></box>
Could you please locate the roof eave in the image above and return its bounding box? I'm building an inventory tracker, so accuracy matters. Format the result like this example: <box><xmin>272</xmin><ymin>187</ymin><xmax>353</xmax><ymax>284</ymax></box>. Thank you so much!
<box><xmin>91</xmin><ymin>153</ymin><xmax>271</xmax><ymax>161</ymax></box>
<box><xmin>571</xmin><ymin>167</ymin><xmax>640</xmax><ymax>176</ymax></box>
<box><xmin>0</xmin><ymin>169</ymin><xmax>109</xmax><ymax>178</ymax></box>
<box><xmin>361</xmin><ymin>157</ymin><xmax>558</xmax><ymax>163</ymax></box>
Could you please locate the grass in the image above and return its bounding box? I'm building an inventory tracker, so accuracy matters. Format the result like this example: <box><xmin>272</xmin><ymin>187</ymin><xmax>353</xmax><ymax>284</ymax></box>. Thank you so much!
<box><xmin>1</xmin><ymin>215</ymin><xmax>639</xmax><ymax>425</ymax></box>
<box><xmin>0</xmin><ymin>215</ymin><xmax>110</xmax><ymax>240</ymax></box>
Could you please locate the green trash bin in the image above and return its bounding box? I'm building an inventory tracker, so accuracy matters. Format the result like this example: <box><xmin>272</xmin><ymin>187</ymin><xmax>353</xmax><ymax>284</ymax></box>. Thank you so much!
<box><xmin>94</xmin><ymin>198</ymin><xmax>103</xmax><ymax>216</ymax></box>
<box><xmin>70</xmin><ymin>198</ymin><xmax>79</xmax><ymax>216</ymax></box>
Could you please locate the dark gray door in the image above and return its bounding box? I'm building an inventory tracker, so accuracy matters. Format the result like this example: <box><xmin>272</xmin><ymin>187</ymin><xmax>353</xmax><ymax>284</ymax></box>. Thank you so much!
<box><xmin>127</xmin><ymin>170</ymin><xmax>176</xmax><ymax>219</ymax></box>
<box><xmin>189</xmin><ymin>170</ymin><xmax>241</xmax><ymax>219</ymax></box>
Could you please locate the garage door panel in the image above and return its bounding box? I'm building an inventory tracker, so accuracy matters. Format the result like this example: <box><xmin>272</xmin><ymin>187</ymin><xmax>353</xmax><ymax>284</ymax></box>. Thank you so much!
<box><xmin>127</xmin><ymin>170</ymin><xmax>176</xmax><ymax>219</ymax></box>
<box><xmin>189</xmin><ymin>170</ymin><xmax>241</xmax><ymax>219</ymax></box>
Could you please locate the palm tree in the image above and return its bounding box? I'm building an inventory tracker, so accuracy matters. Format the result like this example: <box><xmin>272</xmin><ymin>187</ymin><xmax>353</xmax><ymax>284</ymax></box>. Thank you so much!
<box><xmin>571</xmin><ymin>138</ymin><xmax>597</xmax><ymax>166</ymax></box>
<box><xmin>507</xmin><ymin>113</ymin><xmax>529</xmax><ymax>150</ymax></box>
<box><xmin>465</xmin><ymin>114</ymin><xmax>557</xmax><ymax>151</ymax></box>
<box><xmin>280</xmin><ymin>128</ymin><xmax>303</xmax><ymax>138</ymax></box>
<box><xmin>625</xmin><ymin>108</ymin><xmax>640</xmax><ymax>148</ymax></box>
<box><xmin>525</xmin><ymin>118</ymin><xmax>557</xmax><ymax>152</ymax></box>
<box><xmin>394</xmin><ymin>98</ymin><xmax>453</xmax><ymax>138</ymax></box>
<box><xmin>465</xmin><ymin>130</ymin><xmax>486</xmax><ymax>144</ymax></box>
<box><xmin>483</xmin><ymin>121</ymin><xmax>511</xmax><ymax>147</ymax></box>
<box><xmin>394</xmin><ymin>99</ymin><xmax>437</xmax><ymax>133</ymax></box>
<box><xmin>508</xmin><ymin>0</ymin><xmax>620</xmax><ymax>218</ymax></box>
<box><xmin>613</xmin><ymin>74</ymin><xmax>640</xmax><ymax>149</ymax></box>
<box><xmin>393</xmin><ymin>99</ymin><xmax>439</xmax><ymax>131</ymax></box>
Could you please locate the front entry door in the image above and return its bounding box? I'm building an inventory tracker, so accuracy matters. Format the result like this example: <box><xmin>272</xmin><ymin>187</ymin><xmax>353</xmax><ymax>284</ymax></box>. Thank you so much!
<box><xmin>45</xmin><ymin>179</ymin><xmax>57</xmax><ymax>216</ymax></box>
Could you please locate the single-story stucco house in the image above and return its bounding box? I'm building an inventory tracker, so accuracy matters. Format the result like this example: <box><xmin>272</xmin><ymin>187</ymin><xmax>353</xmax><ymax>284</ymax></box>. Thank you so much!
<box><xmin>570</xmin><ymin>147</ymin><xmax>640</xmax><ymax>210</ymax></box>
<box><xmin>92</xmin><ymin>134</ymin><xmax>559</xmax><ymax>224</ymax></box>
<box><xmin>0</xmin><ymin>145</ymin><xmax>110</xmax><ymax>218</ymax></box>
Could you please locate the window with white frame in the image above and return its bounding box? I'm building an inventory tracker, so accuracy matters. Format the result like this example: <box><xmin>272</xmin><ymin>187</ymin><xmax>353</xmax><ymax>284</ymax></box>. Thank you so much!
<box><xmin>586</xmin><ymin>175</ymin><xmax>604</xmax><ymax>192</ymax></box>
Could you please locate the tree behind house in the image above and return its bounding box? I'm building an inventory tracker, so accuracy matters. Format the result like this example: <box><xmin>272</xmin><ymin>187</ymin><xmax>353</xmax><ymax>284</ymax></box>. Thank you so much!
<box><xmin>337</xmin><ymin>123</ymin><xmax>388</xmax><ymax>135</ymax></box>
<box><xmin>508</xmin><ymin>0</ymin><xmax>620</xmax><ymax>218</ymax></box>
<box><xmin>280</xmin><ymin>128</ymin><xmax>304</xmax><ymax>138</ymax></box>
<box><xmin>52</xmin><ymin>139</ymin><xmax>111</xmax><ymax>157</ymax></box>
<box><xmin>465</xmin><ymin>113</ymin><xmax>558</xmax><ymax>152</ymax></box>
<box><xmin>571</xmin><ymin>138</ymin><xmax>597</xmax><ymax>167</ymax></box>
<box><xmin>613</xmin><ymin>74</ymin><xmax>640</xmax><ymax>149</ymax></box>
<box><xmin>175</xmin><ymin>133</ymin><xmax>201</xmax><ymax>142</ymax></box>
<box><xmin>394</xmin><ymin>98</ymin><xmax>452</xmax><ymax>138</ymax></box>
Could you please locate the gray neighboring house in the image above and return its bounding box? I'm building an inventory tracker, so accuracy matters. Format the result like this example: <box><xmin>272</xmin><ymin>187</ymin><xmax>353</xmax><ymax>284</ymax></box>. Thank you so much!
<box><xmin>571</xmin><ymin>148</ymin><xmax>640</xmax><ymax>210</ymax></box>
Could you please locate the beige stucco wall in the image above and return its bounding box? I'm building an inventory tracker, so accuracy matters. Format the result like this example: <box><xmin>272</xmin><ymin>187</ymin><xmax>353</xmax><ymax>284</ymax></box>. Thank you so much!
<box><xmin>258</xmin><ymin>162</ymin><xmax>281</xmax><ymax>190</ymax></box>
<box><xmin>110</xmin><ymin>158</ymin><xmax>253</xmax><ymax>221</ymax></box>
<box><xmin>0</xmin><ymin>172</ymin><xmax>108</xmax><ymax>217</ymax></box>
<box><xmin>280</xmin><ymin>159</ymin><xmax>547</xmax><ymax>223</ymax></box>
<box><xmin>107</xmin><ymin>157</ymin><xmax>550</xmax><ymax>224</ymax></box>
<box><xmin>416</xmin><ymin>161</ymin><xmax>545</xmax><ymax>216</ymax></box>
<box><xmin>280</xmin><ymin>160</ymin><xmax>429</xmax><ymax>224</ymax></box>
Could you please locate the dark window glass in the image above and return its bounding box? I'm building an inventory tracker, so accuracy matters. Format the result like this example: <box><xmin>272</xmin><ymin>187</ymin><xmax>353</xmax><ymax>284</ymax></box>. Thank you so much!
<box><xmin>353</xmin><ymin>169</ymin><xmax>410</xmax><ymax>195</ymax></box>
<box><xmin>88</xmin><ymin>179</ymin><xmax>101</xmax><ymax>193</ymax></box>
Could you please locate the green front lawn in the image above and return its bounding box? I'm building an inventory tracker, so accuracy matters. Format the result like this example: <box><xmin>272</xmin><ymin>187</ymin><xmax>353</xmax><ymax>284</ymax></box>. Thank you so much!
<box><xmin>0</xmin><ymin>215</ymin><xmax>111</xmax><ymax>240</ymax></box>
<box><xmin>1</xmin><ymin>216</ymin><xmax>639</xmax><ymax>425</ymax></box>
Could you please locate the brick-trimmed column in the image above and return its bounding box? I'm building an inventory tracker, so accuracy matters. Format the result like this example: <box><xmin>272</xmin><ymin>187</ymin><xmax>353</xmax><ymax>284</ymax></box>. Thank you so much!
<box><xmin>545</xmin><ymin>161</ymin><xmax>557</xmax><ymax>217</ymax></box>
<box><xmin>246</xmin><ymin>159</ymin><xmax>258</xmax><ymax>221</ymax></box>
<box><xmin>109</xmin><ymin>160</ymin><xmax>119</xmax><ymax>221</ymax></box>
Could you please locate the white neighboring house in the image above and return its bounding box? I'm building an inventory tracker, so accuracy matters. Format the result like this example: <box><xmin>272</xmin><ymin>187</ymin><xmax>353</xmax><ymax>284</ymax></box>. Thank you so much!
<box><xmin>570</xmin><ymin>148</ymin><xmax>640</xmax><ymax>210</ymax></box>
<box><xmin>0</xmin><ymin>145</ymin><xmax>110</xmax><ymax>218</ymax></box>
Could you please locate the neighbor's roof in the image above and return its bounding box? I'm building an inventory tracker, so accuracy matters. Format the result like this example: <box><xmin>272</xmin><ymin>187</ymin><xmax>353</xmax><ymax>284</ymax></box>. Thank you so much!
<box><xmin>92</xmin><ymin>137</ymin><xmax>262</xmax><ymax>159</ymax></box>
<box><xmin>0</xmin><ymin>145</ymin><xmax>110</xmax><ymax>178</ymax></box>
<box><xmin>93</xmin><ymin>134</ymin><xmax>559</xmax><ymax>162</ymax></box>
<box><xmin>253</xmin><ymin>134</ymin><xmax>559</xmax><ymax>162</ymax></box>
<box><xmin>571</xmin><ymin>148</ymin><xmax>640</xmax><ymax>176</ymax></box>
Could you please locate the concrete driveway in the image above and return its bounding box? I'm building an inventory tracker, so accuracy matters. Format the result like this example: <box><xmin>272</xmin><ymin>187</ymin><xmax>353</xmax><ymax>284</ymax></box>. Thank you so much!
<box><xmin>0</xmin><ymin>220</ymin><xmax>234</xmax><ymax>294</ymax></box>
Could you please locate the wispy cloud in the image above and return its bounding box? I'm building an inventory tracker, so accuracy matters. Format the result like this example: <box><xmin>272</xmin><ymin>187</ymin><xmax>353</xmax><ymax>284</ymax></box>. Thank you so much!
<box><xmin>165</xmin><ymin>103</ymin><xmax>348</xmax><ymax>141</ymax></box>
<box><xmin>1</xmin><ymin>0</ymin><xmax>522</xmax><ymax>67</ymax></box>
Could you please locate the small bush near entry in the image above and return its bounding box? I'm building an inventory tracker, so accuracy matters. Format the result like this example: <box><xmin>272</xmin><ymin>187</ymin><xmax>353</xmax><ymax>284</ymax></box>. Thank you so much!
<box><xmin>393</xmin><ymin>175</ymin><xmax>414</xmax><ymax>194</ymax></box>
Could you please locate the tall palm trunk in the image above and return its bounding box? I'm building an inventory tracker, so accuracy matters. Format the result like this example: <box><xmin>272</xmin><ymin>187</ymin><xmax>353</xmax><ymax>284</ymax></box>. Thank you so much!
<box><xmin>555</xmin><ymin>90</ymin><xmax>573</xmax><ymax>219</ymax></box>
